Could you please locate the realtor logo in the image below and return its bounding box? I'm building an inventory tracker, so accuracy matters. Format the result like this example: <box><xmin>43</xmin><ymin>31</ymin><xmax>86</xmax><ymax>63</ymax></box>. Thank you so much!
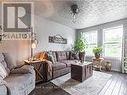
<box><xmin>3</xmin><ymin>2</ymin><xmax>33</xmax><ymax>32</ymax></box>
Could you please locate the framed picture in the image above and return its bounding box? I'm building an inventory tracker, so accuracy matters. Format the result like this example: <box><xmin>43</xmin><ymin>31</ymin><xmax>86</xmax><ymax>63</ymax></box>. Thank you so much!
<box><xmin>49</xmin><ymin>35</ymin><xmax>67</xmax><ymax>44</ymax></box>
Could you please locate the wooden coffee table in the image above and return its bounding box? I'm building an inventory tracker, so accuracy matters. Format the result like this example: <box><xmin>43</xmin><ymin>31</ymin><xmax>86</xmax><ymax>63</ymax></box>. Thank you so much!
<box><xmin>71</xmin><ymin>62</ymin><xmax>93</xmax><ymax>82</ymax></box>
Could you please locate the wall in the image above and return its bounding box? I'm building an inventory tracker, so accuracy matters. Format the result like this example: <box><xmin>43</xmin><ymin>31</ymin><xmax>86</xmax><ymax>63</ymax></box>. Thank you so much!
<box><xmin>0</xmin><ymin>1</ymin><xmax>76</xmax><ymax>65</ymax></box>
<box><xmin>0</xmin><ymin>2</ymin><xmax>31</xmax><ymax>65</ymax></box>
<box><xmin>34</xmin><ymin>16</ymin><xmax>75</xmax><ymax>53</ymax></box>
<box><xmin>77</xmin><ymin>18</ymin><xmax>127</xmax><ymax>72</ymax></box>
<box><xmin>33</xmin><ymin>1</ymin><xmax>75</xmax><ymax>52</ymax></box>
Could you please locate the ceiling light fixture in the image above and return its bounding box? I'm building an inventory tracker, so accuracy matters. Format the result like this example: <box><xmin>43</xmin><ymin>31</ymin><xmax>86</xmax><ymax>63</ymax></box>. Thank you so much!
<box><xmin>70</xmin><ymin>3</ymin><xmax>79</xmax><ymax>23</ymax></box>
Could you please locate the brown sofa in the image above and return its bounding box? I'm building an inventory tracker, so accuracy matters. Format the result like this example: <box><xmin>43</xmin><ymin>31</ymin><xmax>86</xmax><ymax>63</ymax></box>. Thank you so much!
<box><xmin>43</xmin><ymin>51</ymin><xmax>80</xmax><ymax>81</ymax></box>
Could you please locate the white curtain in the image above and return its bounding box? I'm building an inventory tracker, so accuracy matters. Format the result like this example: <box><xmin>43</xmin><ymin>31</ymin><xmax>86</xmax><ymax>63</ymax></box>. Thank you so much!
<box><xmin>122</xmin><ymin>24</ymin><xmax>127</xmax><ymax>73</ymax></box>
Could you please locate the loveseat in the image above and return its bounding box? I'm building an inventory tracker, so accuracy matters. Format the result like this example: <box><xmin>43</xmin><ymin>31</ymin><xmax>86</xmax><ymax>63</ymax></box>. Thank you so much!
<box><xmin>42</xmin><ymin>51</ymin><xmax>80</xmax><ymax>81</ymax></box>
<box><xmin>0</xmin><ymin>53</ymin><xmax>35</xmax><ymax>95</ymax></box>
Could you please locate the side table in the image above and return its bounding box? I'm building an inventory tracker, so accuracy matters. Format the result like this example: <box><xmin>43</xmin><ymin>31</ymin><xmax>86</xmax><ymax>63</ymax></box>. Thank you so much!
<box><xmin>92</xmin><ymin>58</ymin><xmax>104</xmax><ymax>71</ymax></box>
<box><xmin>24</xmin><ymin>60</ymin><xmax>45</xmax><ymax>83</ymax></box>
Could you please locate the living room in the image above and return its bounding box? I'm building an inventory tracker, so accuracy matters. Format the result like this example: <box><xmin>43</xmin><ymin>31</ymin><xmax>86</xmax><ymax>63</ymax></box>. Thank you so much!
<box><xmin>0</xmin><ymin>0</ymin><xmax>127</xmax><ymax>95</ymax></box>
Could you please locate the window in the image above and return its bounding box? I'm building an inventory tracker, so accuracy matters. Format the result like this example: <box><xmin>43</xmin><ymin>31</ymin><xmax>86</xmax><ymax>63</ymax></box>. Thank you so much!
<box><xmin>82</xmin><ymin>31</ymin><xmax>97</xmax><ymax>56</ymax></box>
<box><xmin>103</xmin><ymin>25</ymin><xmax>123</xmax><ymax>58</ymax></box>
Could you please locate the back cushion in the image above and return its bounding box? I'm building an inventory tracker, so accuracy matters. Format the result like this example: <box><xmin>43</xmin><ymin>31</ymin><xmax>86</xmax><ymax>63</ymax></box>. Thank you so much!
<box><xmin>57</xmin><ymin>51</ymin><xmax>67</xmax><ymax>61</ymax></box>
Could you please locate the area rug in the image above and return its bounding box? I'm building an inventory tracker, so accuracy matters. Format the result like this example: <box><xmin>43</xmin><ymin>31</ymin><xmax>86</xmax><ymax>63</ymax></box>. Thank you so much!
<box><xmin>29</xmin><ymin>82</ymin><xmax>71</xmax><ymax>95</ymax></box>
<box><xmin>51</xmin><ymin>71</ymin><xmax>112</xmax><ymax>95</ymax></box>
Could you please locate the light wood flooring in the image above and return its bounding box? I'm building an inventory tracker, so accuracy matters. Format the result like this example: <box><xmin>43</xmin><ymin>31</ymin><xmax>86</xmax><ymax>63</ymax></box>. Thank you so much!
<box><xmin>99</xmin><ymin>71</ymin><xmax>127</xmax><ymax>95</ymax></box>
<box><xmin>30</xmin><ymin>71</ymin><xmax>127</xmax><ymax>95</ymax></box>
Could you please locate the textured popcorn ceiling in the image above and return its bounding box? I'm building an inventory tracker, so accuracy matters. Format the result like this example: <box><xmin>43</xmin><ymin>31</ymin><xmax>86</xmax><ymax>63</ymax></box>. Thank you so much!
<box><xmin>4</xmin><ymin>0</ymin><xmax>127</xmax><ymax>29</ymax></box>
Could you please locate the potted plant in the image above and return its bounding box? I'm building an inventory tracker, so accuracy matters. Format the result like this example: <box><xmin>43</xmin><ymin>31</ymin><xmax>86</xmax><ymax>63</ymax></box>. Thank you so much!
<box><xmin>73</xmin><ymin>38</ymin><xmax>87</xmax><ymax>62</ymax></box>
<box><xmin>93</xmin><ymin>46</ymin><xmax>102</xmax><ymax>59</ymax></box>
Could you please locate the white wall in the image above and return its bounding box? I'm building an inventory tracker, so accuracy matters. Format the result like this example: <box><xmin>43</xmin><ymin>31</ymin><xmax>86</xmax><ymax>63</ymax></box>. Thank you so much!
<box><xmin>34</xmin><ymin>16</ymin><xmax>75</xmax><ymax>53</ymax></box>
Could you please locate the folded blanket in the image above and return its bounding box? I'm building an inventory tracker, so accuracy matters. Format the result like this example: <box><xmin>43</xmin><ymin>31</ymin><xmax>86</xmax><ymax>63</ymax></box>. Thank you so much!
<box><xmin>11</xmin><ymin>65</ymin><xmax>34</xmax><ymax>74</ymax></box>
<box><xmin>34</xmin><ymin>52</ymin><xmax>53</xmax><ymax>77</ymax></box>
<box><xmin>44</xmin><ymin>60</ymin><xmax>53</xmax><ymax>77</ymax></box>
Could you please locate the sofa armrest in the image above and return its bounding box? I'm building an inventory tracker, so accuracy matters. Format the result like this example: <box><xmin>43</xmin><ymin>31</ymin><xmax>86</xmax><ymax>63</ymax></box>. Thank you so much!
<box><xmin>10</xmin><ymin>65</ymin><xmax>34</xmax><ymax>74</ymax></box>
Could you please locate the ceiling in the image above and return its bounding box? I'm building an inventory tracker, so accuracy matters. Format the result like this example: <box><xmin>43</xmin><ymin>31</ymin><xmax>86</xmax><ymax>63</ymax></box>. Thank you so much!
<box><xmin>4</xmin><ymin>0</ymin><xmax>127</xmax><ymax>29</ymax></box>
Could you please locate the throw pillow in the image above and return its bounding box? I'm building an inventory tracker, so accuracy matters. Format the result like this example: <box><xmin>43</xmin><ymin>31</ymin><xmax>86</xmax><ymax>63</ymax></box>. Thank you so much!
<box><xmin>47</xmin><ymin>52</ymin><xmax>56</xmax><ymax>64</ymax></box>
<box><xmin>70</xmin><ymin>52</ymin><xmax>79</xmax><ymax>60</ymax></box>
<box><xmin>1</xmin><ymin>60</ymin><xmax>10</xmax><ymax>74</ymax></box>
<box><xmin>39</xmin><ymin>52</ymin><xmax>48</xmax><ymax>61</ymax></box>
<box><xmin>0</xmin><ymin>53</ymin><xmax>4</xmax><ymax>62</ymax></box>
<box><xmin>51</xmin><ymin>52</ymin><xmax>57</xmax><ymax>62</ymax></box>
<box><xmin>35</xmin><ymin>52</ymin><xmax>48</xmax><ymax>61</ymax></box>
<box><xmin>3</xmin><ymin>53</ymin><xmax>17</xmax><ymax>70</ymax></box>
<box><xmin>0</xmin><ymin>63</ymin><xmax>8</xmax><ymax>79</ymax></box>
<box><xmin>0</xmin><ymin>53</ymin><xmax>10</xmax><ymax>74</ymax></box>
<box><xmin>66</xmin><ymin>51</ymin><xmax>70</xmax><ymax>60</ymax></box>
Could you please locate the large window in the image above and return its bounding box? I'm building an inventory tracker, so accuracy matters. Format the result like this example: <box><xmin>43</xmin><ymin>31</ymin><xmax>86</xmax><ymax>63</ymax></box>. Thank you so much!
<box><xmin>103</xmin><ymin>25</ymin><xmax>123</xmax><ymax>58</ymax></box>
<box><xmin>82</xmin><ymin>31</ymin><xmax>97</xmax><ymax>56</ymax></box>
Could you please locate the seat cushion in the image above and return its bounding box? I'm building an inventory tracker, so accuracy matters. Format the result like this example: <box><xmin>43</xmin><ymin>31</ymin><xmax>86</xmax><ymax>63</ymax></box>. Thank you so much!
<box><xmin>56</xmin><ymin>51</ymin><xmax>67</xmax><ymax>61</ymax></box>
<box><xmin>5</xmin><ymin>73</ymin><xmax>35</xmax><ymax>95</ymax></box>
<box><xmin>52</xmin><ymin>62</ymin><xmax>66</xmax><ymax>71</ymax></box>
<box><xmin>61</xmin><ymin>60</ymin><xmax>79</xmax><ymax>67</ymax></box>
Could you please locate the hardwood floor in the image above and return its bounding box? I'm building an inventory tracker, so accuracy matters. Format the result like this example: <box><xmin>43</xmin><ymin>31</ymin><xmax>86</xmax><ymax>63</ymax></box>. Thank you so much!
<box><xmin>30</xmin><ymin>71</ymin><xmax>127</xmax><ymax>95</ymax></box>
<box><xmin>99</xmin><ymin>71</ymin><xmax>127</xmax><ymax>95</ymax></box>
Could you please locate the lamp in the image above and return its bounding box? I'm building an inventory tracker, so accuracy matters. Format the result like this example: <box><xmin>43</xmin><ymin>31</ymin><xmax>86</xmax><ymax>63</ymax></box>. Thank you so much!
<box><xmin>32</xmin><ymin>40</ymin><xmax>37</xmax><ymax>49</ymax></box>
<box><xmin>70</xmin><ymin>3</ymin><xmax>79</xmax><ymax>23</ymax></box>
<box><xmin>31</xmin><ymin>38</ymin><xmax>38</xmax><ymax>61</ymax></box>
<box><xmin>28</xmin><ymin>27</ymin><xmax>38</xmax><ymax>61</ymax></box>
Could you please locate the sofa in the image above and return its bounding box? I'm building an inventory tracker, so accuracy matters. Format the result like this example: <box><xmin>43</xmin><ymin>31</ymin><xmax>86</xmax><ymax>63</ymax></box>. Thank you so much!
<box><xmin>0</xmin><ymin>53</ymin><xmax>35</xmax><ymax>95</ymax></box>
<box><xmin>42</xmin><ymin>51</ymin><xmax>80</xmax><ymax>81</ymax></box>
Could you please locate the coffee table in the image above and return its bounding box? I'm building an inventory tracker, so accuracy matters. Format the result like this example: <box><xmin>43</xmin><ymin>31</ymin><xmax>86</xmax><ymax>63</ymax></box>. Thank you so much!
<box><xmin>71</xmin><ymin>61</ymin><xmax>93</xmax><ymax>82</ymax></box>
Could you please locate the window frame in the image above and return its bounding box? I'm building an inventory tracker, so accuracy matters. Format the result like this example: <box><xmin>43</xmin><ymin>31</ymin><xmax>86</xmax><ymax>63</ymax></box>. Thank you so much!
<box><xmin>102</xmin><ymin>25</ymin><xmax>123</xmax><ymax>58</ymax></box>
<box><xmin>82</xmin><ymin>30</ymin><xmax>98</xmax><ymax>56</ymax></box>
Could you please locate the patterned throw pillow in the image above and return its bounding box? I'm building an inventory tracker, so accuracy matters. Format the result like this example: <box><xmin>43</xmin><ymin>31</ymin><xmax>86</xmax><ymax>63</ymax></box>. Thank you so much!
<box><xmin>47</xmin><ymin>52</ymin><xmax>57</xmax><ymax>64</ymax></box>
<box><xmin>0</xmin><ymin>63</ymin><xmax>8</xmax><ymax>79</ymax></box>
<box><xmin>0</xmin><ymin>53</ymin><xmax>10</xmax><ymax>74</ymax></box>
<box><xmin>70</xmin><ymin>52</ymin><xmax>79</xmax><ymax>60</ymax></box>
